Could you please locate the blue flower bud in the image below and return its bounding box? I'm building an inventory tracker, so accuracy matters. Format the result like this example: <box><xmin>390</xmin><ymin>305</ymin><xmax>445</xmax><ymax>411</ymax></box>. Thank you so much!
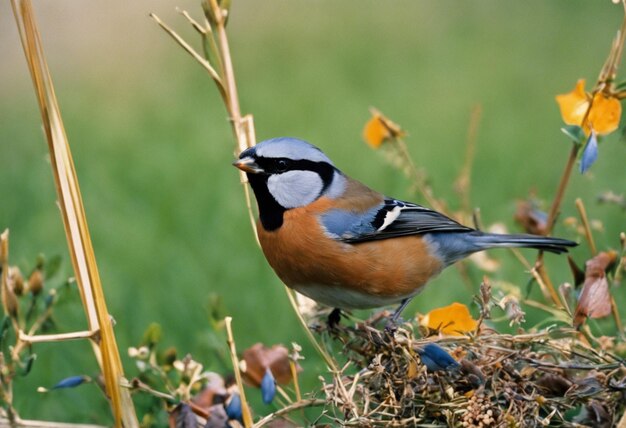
<box><xmin>580</xmin><ymin>131</ymin><xmax>598</xmax><ymax>174</ymax></box>
<box><xmin>225</xmin><ymin>392</ymin><xmax>242</xmax><ymax>422</ymax></box>
<box><xmin>260</xmin><ymin>368</ymin><xmax>276</xmax><ymax>404</ymax></box>
<box><xmin>418</xmin><ymin>343</ymin><xmax>459</xmax><ymax>372</ymax></box>
<box><xmin>51</xmin><ymin>375</ymin><xmax>90</xmax><ymax>390</ymax></box>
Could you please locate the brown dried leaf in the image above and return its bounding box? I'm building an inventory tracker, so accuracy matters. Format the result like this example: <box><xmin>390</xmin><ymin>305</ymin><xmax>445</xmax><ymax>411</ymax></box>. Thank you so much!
<box><xmin>514</xmin><ymin>200</ymin><xmax>548</xmax><ymax>235</ymax></box>
<box><xmin>242</xmin><ymin>343</ymin><xmax>300</xmax><ymax>387</ymax></box>
<box><xmin>574</xmin><ymin>251</ymin><xmax>617</xmax><ymax>328</ymax></box>
<box><xmin>567</xmin><ymin>256</ymin><xmax>586</xmax><ymax>287</ymax></box>
<box><xmin>192</xmin><ymin>372</ymin><xmax>227</xmax><ymax>411</ymax></box>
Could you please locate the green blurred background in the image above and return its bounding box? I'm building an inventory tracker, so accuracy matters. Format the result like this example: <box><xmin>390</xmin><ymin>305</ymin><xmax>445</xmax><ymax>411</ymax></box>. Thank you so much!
<box><xmin>0</xmin><ymin>0</ymin><xmax>624</xmax><ymax>423</ymax></box>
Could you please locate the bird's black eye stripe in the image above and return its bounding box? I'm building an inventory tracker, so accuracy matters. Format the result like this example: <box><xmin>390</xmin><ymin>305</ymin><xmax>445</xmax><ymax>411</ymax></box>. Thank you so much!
<box><xmin>255</xmin><ymin>157</ymin><xmax>335</xmax><ymax>179</ymax></box>
<box><xmin>276</xmin><ymin>159</ymin><xmax>289</xmax><ymax>172</ymax></box>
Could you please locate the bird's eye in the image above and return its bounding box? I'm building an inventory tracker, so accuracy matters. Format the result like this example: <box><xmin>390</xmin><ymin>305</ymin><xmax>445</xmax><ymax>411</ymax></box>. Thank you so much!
<box><xmin>276</xmin><ymin>159</ymin><xmax>289</xmax><ymax>172</ymax></box>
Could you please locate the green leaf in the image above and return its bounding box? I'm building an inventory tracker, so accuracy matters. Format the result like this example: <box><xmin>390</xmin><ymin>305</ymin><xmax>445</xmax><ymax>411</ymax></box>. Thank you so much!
<box><xmin>0</xmin><ymin>316</ymin><xmax>11</xmax><ymax>348</ymax></box>
<box><xmin>615</xmin><ymin>80</ymin><xmax>626</xmax><ymax>92</ymax></box>
<box><xmin>44</xmin><ymin>255</ymin><xmax>62</xmax><ymax>280</ymax></box>
<box><xmin>561</xmin><ymin>125</ymin><xmax>585</xmax><ymax>145</ymax></box>
<box><xmin>21</xmin><ymin>354</ymin><xmax>36</xmax><ymax>376</ymax></box>
<box><xmin>142</xmin><ymin>322</ymin><xmax>162</xmax><ymax>348</ymax></box>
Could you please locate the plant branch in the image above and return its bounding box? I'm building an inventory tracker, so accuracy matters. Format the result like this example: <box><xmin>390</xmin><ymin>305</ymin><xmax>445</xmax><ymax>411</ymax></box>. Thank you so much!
<box><xmin>252</xmin><ymin>398</ymin><xmax>326</xmax><ymax>428</ymax></box>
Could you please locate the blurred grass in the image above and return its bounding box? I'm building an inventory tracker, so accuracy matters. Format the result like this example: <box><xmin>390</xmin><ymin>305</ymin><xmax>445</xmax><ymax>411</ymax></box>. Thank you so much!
<box><xmin>0</xmin><ymin>0</ymin><xmax>624</xmax><ymax>423</ymax></box>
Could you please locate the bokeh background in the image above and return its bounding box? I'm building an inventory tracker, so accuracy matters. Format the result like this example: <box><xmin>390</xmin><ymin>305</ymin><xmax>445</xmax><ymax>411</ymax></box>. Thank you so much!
<box><xmin>0</xmin><ymin>0</ymin><xmax>624</xmax><ymax>423</ymax></box>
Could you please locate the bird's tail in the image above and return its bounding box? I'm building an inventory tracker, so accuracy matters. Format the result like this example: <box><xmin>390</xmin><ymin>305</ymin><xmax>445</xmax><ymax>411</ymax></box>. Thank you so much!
<box><xmin>471</xmin><ymin>231</ymin><xmax>577</xmax><ymax>254</ymax></box>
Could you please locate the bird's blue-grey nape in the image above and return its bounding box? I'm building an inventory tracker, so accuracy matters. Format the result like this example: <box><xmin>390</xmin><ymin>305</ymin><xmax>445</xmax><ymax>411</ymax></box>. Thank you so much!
<box><xmin>255</xmin><ymin>137</ymin><xmax>334</xmax><ymax>165</ymax></box>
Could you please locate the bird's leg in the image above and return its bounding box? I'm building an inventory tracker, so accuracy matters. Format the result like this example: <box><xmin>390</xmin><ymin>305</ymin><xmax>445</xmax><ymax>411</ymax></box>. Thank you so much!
<box><xmin>327</xmin><ymin>308</ymin><xmax>342</xmax><ymax>329</ymax></box>
<box><xmin>385</xmin><ymin>298</ymin><xmax>412</xmax><ymax>331</ymax></box>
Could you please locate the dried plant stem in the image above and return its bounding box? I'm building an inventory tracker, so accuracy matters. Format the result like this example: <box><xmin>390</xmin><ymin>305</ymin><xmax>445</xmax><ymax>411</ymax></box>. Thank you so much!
<box><xmin>252</xmin><ymin>398</ymin><xmax>326</xmax><ymax>428</ymax></box>
<box><xmin>154</xmin><ymin>1</ymin><xmax>335</xmax><ymax>381</ymax></box>
<box><xmin>531</xmin><ymin>143</ymin><xmax>580</xmax><ymax>309</ymax></box>
<box><xmin>0</xmin><ymin>415</ymin><xmax>107</xmax><ymax>428</ymax></box>
<box><xmin>455</xmin><ymin>104</ymin><xmax>482</xmax><ymax>213</ymax></box>
<box><xmin>149</xmin><ymin>13</ymin><xmax>226</xmax><ymax>101</ymax></box>
<box><xmin>575</xmin><ymin>198</ymin><xmax>597</xmax><ymax>255</ymax></box>
<box><xmin>11</xmin><ymin>2</ymin><xmax>137</xmax><ymax>426</ymax></box>
<box><xmin>290</xmin><ymin>362</ymin><xmax>302</xmax><ymax>403</ymax></box>
<box><xmin>225</xmin><ymin>317</ymin><xmax>253</xmax><ymax>428</ymax></box>
<box><xmin>284</xmin><ymin>288</ymin><xmax>338</xmax><ymax>372</ymax></box>
<box><xmin>544</xmin><ymin>145</ymin><xmax>579</xmax><ymax>237</ymax></box>
<box><xmin>530</xmin><ymin>266</ymin><xmax>565</xmax><ymax>313</ymax></box>
<box><xmin>395</xmin><ymin>138</ymin><xmax>445</xmax><ymax>214</ymax></box>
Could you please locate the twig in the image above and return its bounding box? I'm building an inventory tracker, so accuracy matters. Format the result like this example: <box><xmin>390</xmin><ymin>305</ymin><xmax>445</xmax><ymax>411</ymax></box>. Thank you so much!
<box><xmin>225</xmin><ymin>317</ymin><xmax>252</xmax><ymax>428</ymax></box>
<box><xmin>575</xmin><ymin>198</ymin><xmax>597</xmax><ymax>256</ymax></box>
<box><xmin>3</xmin><ymin>415</ymin><xmax>106</xmax><ymax>428</ymax></box>
<box><xmin>530</xmin><ymin>264</ymin><xmax>563</xmax><ymax>310</ymax></box>
<box><xmin>283</xmin><ymin>288</ymin><xmax>338</xmax><ymax>372</ymax></box>
<box><xmin>252</xmin><ymin>398</ymin><xmax>326</xmax><ymax>428</ymax></box>
<box><xmin>150</xmin><ymin>13</ymin><xmax>227</xmax><ymax>101</ymax></box>
<box><xmin>17</xmin><ymin>330</ymin><xmax>96</xmax><ymax>345</ymax></box>
<box><xmin>455</xmin><ymin>104</ymin><xmax>482</xmax><ymax>213</ymax></box>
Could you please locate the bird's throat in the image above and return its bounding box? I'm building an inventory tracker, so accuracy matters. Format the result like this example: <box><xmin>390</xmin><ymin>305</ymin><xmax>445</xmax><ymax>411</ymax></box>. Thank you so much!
<box><xmin>247</xmin><ymin>173</ymin><xmax>286</xmax><ymax>231</ymax></box>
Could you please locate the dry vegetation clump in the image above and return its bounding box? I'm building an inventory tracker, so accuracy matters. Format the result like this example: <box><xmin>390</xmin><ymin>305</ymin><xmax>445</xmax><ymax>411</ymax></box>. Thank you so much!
<box><xmin>314</xmin><ymin>316</ymin><xmax>625</xmax><ymax>427</ymax></box>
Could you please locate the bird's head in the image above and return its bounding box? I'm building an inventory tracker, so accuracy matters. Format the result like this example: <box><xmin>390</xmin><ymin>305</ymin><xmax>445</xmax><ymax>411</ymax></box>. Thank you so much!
<box><xmin>233</xmin><ymin>137</ymin><xmax>346</xmax><ymax>229</ymax></box>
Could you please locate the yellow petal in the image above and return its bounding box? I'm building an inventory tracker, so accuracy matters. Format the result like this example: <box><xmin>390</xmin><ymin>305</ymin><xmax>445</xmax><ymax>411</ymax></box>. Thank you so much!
<box><xmin>362</xmin><ymin>114</ymin><xmax>390</xmax><ymax>149</ymax></box>
<box><xmin>556</xmin><ymin>79</ymin><xmax>590</xmax><ymax>127</ymax></box>
<box><xmin>420</xmin><ymin>302</ymin><xmax>478</xmax><ymax>336</ymax></box>
<box><xmin>588</xmin><ymin>92</ymin><xmax>621</xmax><ymax>135</ymax></box>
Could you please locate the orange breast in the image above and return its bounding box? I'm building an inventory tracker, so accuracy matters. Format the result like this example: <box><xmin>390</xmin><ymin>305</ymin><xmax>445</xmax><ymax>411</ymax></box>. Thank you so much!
<box><xmin>256</xmin><ymin>196</ymin><xmax>443</xmax><ymax>308</ymax></box>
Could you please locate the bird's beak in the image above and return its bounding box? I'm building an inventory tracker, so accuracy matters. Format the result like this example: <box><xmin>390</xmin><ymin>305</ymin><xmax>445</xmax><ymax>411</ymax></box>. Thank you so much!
<box><xmin>232</xmin><ymin>156</ymin><xmax>263</xmax><ymax>174</ymax></box>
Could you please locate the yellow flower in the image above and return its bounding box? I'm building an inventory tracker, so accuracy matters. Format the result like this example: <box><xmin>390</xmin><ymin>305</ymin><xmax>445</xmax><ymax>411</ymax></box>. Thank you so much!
<box><xmin>556</xmin><ymin>79</ymin><xmax>621</xmax><ymax>135</ymax></box>
<box><xmin>419</xmin><ymin>302</ymin><xmax>478</xmax><ymax>336</ymax></box>
<box><xmin>362</xmin><ymin>108</ymin><xmax>405</xmax><ymax>149</ymax></box>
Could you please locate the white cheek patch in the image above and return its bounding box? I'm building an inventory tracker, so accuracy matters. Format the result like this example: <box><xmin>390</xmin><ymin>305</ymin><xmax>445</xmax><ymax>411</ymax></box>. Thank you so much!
<box><xmin>377</xmin><ymin>206</ymin><xmax>403</xmax><ymax>231</ymax></box>
<box><xmin>267</xmin><ymin>170</ymin><xmax>323</xmax><ymax>209</ymax></box>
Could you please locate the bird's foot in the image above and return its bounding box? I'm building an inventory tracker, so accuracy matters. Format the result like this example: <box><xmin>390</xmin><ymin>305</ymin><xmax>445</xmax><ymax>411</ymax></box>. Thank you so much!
<box><xmin>384</xmin><ymin>317</ymin><xmax>402</xmax><ymax>334</ymax></box>
<box><xmin>327</xmin><ymin>308</ymin><xmax>342</xmax><ymax>330</ymax></box>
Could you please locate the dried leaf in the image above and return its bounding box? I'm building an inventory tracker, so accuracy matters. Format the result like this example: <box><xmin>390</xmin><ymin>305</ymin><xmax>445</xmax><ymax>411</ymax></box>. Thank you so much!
<box><xmin>419</xmin><ymin>302</ymin><xmax>478</xmax><ymax>335</ymax></box>
<box><xmin>573</xmin><ymin>251</ymin><xmax>617</xmax><ymax>328</ymax></box>
<box><xmin>242</xmin><ymin>343</ymin><xmax>299</xmax><ymax>387</ymax></box>
<box><xmin>567</xmin><ymin>256</ymin><xmax>586</xmax><ymax>287</ymax></box>
<box><xmin>205</xmin><ymin>404</ymin><xmax>229</xmax><ymax>428</ymax></box>
<box><xmin>169</xmin><ymin>403</ymin><xmax>197</xmax><ymax>428</ymax></box>
<box><xmin>468</xmin><ymin>251</ymin><xmax>500</xmax><ymax>272</ymax></box>
<box><xmin>192</xmin><ymin>372</ymin><xmax>226</xmax><ymax>410</ymax></box>
<box><xmin>514</xmin><ymin>200</ymin><xmax>548</xmax><ymax>235</ymax></box>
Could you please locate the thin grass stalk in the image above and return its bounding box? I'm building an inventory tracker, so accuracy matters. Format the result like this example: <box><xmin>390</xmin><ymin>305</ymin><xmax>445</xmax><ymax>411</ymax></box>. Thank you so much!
<box><xmin>1</xmin><ymin>416</ymin><xmax>107</xmax><ymax>428</ymax></box>
<box><xmin>575</xmin><ymin>198</ymin><xmax>597</xmax><ymax>256</ymax></box>
<box><xmin>10</xmin><ymin>2</ymin><xmax>137</xmax><ymax>426</ymax></box>
<box><xmin>455</xmin><ymin>104</ymin><xmax>482</xmax><ymax>213</ymax></box>
<box><xmin>205</xmin><ymin>0</ymin><xmax>337</xmax><ymax>370</ymax></box>
<box><xmin>224</xmin><ymin>317</ymin><xmax>253</xmax><ymax>427</ymax></box>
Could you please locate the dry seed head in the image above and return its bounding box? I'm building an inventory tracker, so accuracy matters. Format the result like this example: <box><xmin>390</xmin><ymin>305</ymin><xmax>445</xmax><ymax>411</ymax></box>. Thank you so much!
<box><xmin>10</xmin><ymin>267</ymin><xmax>24</xmax><ymax>296</ymax></box>
<box><xmin>4</xmin><ymin>287</ymin><xmax>19</xmax><ymax>318</ymax></box>
<box><xmin>0</xmin><ymin>230</ymin><xmax>8</xmax><ymax>265</ymax></box>
<box><xmin>28</xmin><ymin>269</ymin><xmax>44</xmax><ymax>296</ymax></box>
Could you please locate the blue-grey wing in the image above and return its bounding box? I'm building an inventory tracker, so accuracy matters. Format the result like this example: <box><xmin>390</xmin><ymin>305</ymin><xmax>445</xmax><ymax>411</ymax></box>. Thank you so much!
<box><xmin>319</xmin><ymin>199</ymin><xmax>472</xmax><ymax>243</ymax></box>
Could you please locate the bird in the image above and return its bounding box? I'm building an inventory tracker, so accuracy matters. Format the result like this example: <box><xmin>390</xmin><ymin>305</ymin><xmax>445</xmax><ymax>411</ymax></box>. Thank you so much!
<box><xmin>233</xmin><ymin>137</ymin><xmax>577</xmax><ymax>325</ymax></box>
